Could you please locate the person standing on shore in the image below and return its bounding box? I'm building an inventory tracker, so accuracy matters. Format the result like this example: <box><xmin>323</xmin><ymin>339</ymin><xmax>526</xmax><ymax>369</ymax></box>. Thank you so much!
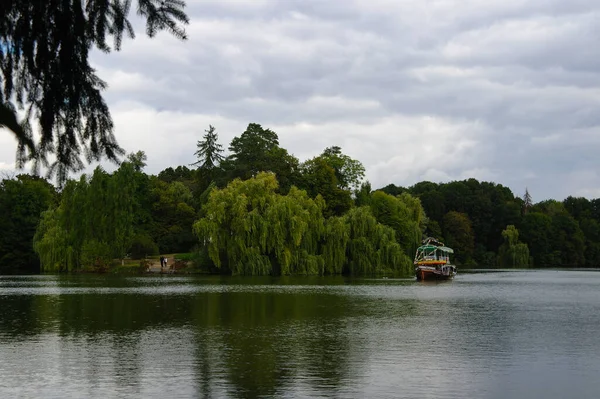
<box><xmin>160</xmin><ymin>256</ymin><xmax>165</xmax><ymax>270</ymax></box>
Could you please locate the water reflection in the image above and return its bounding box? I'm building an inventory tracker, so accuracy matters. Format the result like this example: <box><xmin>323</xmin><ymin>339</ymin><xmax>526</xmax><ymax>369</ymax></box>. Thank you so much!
<box><xmin>1</xmin><ymin>272</ymin><xmax>600</xmax><ymax>398</ymax></box>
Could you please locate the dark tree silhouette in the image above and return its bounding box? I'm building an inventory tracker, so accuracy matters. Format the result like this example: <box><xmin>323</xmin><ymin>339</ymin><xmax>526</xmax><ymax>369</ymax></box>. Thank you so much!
<box><xmin>0</xmin><ymin>0</ymin><xmax>189</xmax><ymax>182</ymax></box>
<box><xmin>191</xmin><ymin>125</ymin><xmax>224</xmax><ymax>170</ymax></box>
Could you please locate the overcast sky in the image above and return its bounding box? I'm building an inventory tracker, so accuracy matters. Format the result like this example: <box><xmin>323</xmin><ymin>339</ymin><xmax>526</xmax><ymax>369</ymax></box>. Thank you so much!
<box><xmin>1</xmin><ymin>0</ymin><xmax>599</xmax><ymax>201</ymax></box>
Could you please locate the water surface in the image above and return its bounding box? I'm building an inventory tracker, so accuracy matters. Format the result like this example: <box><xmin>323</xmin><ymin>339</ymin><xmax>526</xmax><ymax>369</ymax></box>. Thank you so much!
<box><xmin>1</xmin><ymin>271</ymin><xmax>599</xmax><ymax>398</ymax></box>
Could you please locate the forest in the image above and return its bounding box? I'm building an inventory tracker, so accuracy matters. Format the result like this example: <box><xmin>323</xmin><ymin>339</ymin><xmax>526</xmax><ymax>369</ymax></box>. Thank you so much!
<box><xmin>1</xmin><ymin>123</ymin><xmax>599</xmax><ymax>275</ymax></box>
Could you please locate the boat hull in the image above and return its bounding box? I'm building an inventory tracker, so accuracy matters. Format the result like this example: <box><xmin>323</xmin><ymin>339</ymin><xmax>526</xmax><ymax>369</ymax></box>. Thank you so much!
<box><xmin>415</xmin><ymin>265</ymin><xmax>456</xmax><ymax>281</ymax></box>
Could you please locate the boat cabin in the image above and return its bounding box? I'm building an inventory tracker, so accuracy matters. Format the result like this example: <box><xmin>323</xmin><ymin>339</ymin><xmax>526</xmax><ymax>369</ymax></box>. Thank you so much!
<box><xmin>413</xmin><ymin>238</ymin><xmax>454</xmax><ymax>265</ymax></box>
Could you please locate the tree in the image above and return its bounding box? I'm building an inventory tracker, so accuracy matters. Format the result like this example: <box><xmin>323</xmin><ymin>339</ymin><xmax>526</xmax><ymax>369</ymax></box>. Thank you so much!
<box><xmin>497</xmin><ymin>225</ymin><xmax>530</xmax><ymax>268</ymax></box>
<box><xmin>442</xmin><ymin>211</ymin><xmax>475</xmax><ymax>264</ymax></box>
<box><xmin>127</xmin><ymin>151</ymin><xmax>148</xmax><ymax>173</ymax></box>
<box><xmin>33</xmin><ymin>162</ymin><xmax>140</xmax><ymax>271</ymax></box>
<box><xmin>0</xmin><ymin>174</ymin><xmax>56</xmax><ymax>273</ymax></box>
<box><xmin>343</xmin><ymin>207</ymin><xmax>410</xmax><ymax>276</ymax></box>
<box><xmin>148</xmin><ymin>178</ymin><xmax>197</xmax><ymax>254</ymax></box>
<box><xmin>193</xmin><ymin>172</ymin><xmax>325</xmax><ymax>276</ymax></box>
<box><xmin>191</xmin><ymin>125</ymin><xmax>224</xmax><ymax>170</ymax></box>
<box><xmin>318</xmin><ymin>146</ymin><xmax>365</xmax><ymax>191</ymax></box>
<box><xmin>369</xmin><ymin>191</ymin><xmax>424</xmax><ymax>257</ymax></box>
<box><xmin>523</xmin><ymin>188</ymin><xmax>533</xmax><ymax>214</ymax></box>
<box><xmin>1</xmin><ymin>0</ymin><xmax>189</xmax><ymax>182</ymax></box>
<box><xmin>224</xmin><ymin>123</ymin><xmax>300</xmax><ymax>192</ymax></box>
<box><xmin>298</xmin><ymin>157</ymin><xmax>353</xmax><ymax>217</ymax></box>
<box><xmin>519</xmin><ymin>212</ymin><xmax>555</xmax><ymax>267</ymax></box>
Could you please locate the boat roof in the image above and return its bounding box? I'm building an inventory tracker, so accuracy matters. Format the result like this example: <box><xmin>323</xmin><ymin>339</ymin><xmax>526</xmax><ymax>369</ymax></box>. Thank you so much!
<box><xmin>416</xmin><ymin>245</ymin><xmax>454</xmax><ymax>254</ymax></box>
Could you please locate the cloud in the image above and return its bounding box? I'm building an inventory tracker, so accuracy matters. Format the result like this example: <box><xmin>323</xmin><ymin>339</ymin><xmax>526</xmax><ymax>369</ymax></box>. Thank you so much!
<box><xmin>2</xmin><ymin>0</ymin><xmax>599</xmax><ymax>201</ymax></box>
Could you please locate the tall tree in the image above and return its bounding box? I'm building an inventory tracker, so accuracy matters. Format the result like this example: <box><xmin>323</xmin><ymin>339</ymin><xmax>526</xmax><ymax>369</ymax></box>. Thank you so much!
<box><xmin>369</xmin><ymin>191</ymin><xmax>424</xmax><ymax>257</ymax></box>
<box><xmin>224</xmin><ymin>123</ymin><xmax>300</xmax><ymax>192</ymax></box>
<box><xmin>33</xmin><ymin>162</ymin><xmax>140</xmax><ymax>271</ymax></box>
<box><xmin>298</xmin><ymin>157</ymin><xmax>352</xmax><ymax>217</ymax></box>
<box><xmin>0</xmin><ymin>0</ymin><xmax>189</xmax><ymax>182</ymax></box>
<box><xmin>442</xmin><ymin>211</ymin><xmax>475</xmax><ymax>264</ymax></box>
<box><xmin>523</xmin><ymin>188</ymin><xmax>533</xmax><ymax>214</ymax></box>
<box><xmin>0</xmin><ymin>174</ymin><xmax>56</xmax><ymax>273</ymax></box>
<box><xmin>318</xmin><ymin>146</ymin><xmax>365</xmax><ymax>191</ymax></box>
<box><xmin>191</xmin><ymin>125</ymin><xmax>224</xmax><ymax>170</ymax></box>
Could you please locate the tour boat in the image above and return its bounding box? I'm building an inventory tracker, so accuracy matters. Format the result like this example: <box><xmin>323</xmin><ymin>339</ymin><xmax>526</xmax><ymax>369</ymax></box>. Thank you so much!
<box><xmin>414</xmin><ymin>237</ymin><xmax>457</xmax><ymax>281</ymax></box>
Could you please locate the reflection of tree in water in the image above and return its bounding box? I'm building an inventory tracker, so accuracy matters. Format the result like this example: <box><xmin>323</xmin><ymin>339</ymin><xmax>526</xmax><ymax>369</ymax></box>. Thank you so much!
<box><xmin>189</xmin><ymin>290</ymin><xmax>360</xmax><ymax>398</ymax></box>
<box><xmin>0</xmin><ymin>294</ymin><xmax>45</xmax><ymax>339</ymax></box>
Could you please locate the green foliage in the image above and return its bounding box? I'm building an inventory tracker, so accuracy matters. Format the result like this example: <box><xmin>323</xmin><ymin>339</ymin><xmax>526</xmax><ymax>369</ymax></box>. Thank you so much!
<box><xmin>33</xmin><ymin>162</ymin><xmax>139</xmax><ymax>271</ymax></box>
<box><xmin>519</xmin><ymin>212</ymin><xmax>554</xmax><ymax>267</ymax></box>
<box><xmin>194</xmin><ymin>172</ymin><xmax>325</xmax><ymax>276</ymax></box>
<box><xmin>223</xmin><ymin>123</ymin><xmax>300</xmax><ymax>192</ymax></box>
<box><xmin>149</xmin><ymin>178</ymin><xmax>197</xmax><ymax>254</ymax></box>
<box><xmin>442</xmin><ymin>211</ymin><xmax>475</xmax><ymax>264</ymax></box>
<box><xmin>354</xmin><ymin>181</ymin><xmax>372</xmax><ymax>207</ymax></box>
<box><xmin>127</xmin><ymin>151</ymin><xmax>148</xmax><ymax>172</ymax></box>
<box><xmin>369</xmin><ymin>191</ymin><xmax>423</xmax><ymax>257</ymax></box>
<box><xmin>406</xmin><ymin>179</ymin><xmax>521</xmax><ymax>264</ymax></box>
<box><xmin>128</xmin><ymin>234</ymin><xmax>160</xmax><ymax>260</ymax></box>
<box><xmin>344</xmin><ymin>207</ymin><xmax>411</xmax><ymax>276</ymax></box>
<box><xmin>298</xmin><ymin>157</ymin><xmax>352</xmax><ymax>217</ymax></box>
<box><xmin>498</xmin><ymin>225</ymin><xmax>530</xmax><ymax>268</ymax></box>
<box><xmin>80</xmin><ymin>239</ymin><xmax>113</xmax><ymax>272</ymax></box>
<box><xmin>319</xmin><ymin>146</ymin><xmax>366</xmax><ymax>191</ymax></box>
<box><xmin>33</xmin><ymin>208</ymin><xmax>75</xmax><ymax>272</ymax></box>
<box><xmin>0</xmin><ymin>174</ymin><xmax>56</xmax><ymax>273</ymax></box>
<box><xmin>193</xmin><ymin>174</ymin><xmax>410</xmax><ymax>276</ymax></box>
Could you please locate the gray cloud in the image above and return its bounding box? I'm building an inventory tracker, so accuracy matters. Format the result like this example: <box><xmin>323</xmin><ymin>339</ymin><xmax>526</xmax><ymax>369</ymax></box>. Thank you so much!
<box><xmin>3</xmin><ymin>0</ymin><xmax>599</xmax><ymax>201</ymax></box>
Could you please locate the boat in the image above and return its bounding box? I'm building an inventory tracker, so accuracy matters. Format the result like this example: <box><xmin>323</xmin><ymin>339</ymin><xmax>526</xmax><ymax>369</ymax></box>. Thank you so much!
<box><xmin>414</xmin><ymin>237</ymin><xmax>457</xmax><ymax>281</ymax></box>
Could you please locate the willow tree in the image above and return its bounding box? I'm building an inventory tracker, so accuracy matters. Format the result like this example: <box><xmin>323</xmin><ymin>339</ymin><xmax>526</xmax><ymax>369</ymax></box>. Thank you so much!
<box><xmin>33</xmin><ymin>207</ymin><xmax>76</xmax><ymax>272</ymax></box>
<box><xmin>193</xmin><ymin>172</ymin><xmax>325</xmax><ymax>276</ymax></box>
<box><xmin>343</xmin><ymin>207</ymin><xmax>411</xmax><ymax>276</ymax></box>
<box><xmin>34</xmin><ymin>163</ymin><xmax>138</xmax><ymax>271</ymax></box>
<box><xmin>1</xmin><ymin>0</ymin><xmax>188</xmax><ymax>182</ymax></box>
<box><xmin>498</xmin><ymin>225</ymin><xmax>530</xmax><ymax>268</ymax></box>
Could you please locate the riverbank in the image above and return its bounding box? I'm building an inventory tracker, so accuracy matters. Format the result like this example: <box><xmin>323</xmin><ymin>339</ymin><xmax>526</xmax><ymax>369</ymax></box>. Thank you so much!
<box><xmin>110</xmin><ymin>254</ymin><xmax>195</xmax><ymax>274</ymax></box>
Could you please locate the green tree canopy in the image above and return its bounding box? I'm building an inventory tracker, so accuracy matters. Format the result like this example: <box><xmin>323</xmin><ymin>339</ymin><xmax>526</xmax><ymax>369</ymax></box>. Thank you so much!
<box><xmin>0</xmin><ymin>174</ymin><xmax>56</xmax><ymax>273</ymax></box>
<box><xmin>369</xmin><ymin>191</ymin><xmax>424</xmax><ymax>257</ymax></box>
<box><xmin>498</xmin><ymin>225</ymin><xmax>530</xmax><ymax>268</ymax></box>
<box><xmin>33</xmin><ymin>162</ymin><xmax>139</xmax><ymax>271</ymax></box>
<box><xmin>223</xmin><ymin>123</ymin><xmax>300</xmax><ymax>192</ymax></box>
<box><xmin>315</xmin><ymin>146</ymin><xmax>365</xmax><ymax>191</ymax></box>
<box><xmin>194</xmin><ymin>172</ymin><xmax>325</xmax><ymax>276</ymax></box>
<box><xmin>442</xmin><ymin>210</ymin><xmax>475</xmax><ymax>264</ymax></box>
<box><xmin>298</xmin><ymin>157</ymin><xmax>353</xmax><ymax>217</ymax></box>
<box><xmin>1</xmin><ymin>0</ymin><xmax>189</xmax><ymax>182</ymax></box>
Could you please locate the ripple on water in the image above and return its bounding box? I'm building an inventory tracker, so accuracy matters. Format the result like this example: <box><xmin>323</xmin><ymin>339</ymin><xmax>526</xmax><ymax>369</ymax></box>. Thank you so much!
<box><xmin>1</xmin><ymin>270</ymin><xmax>600</xmax><ymax>398</ymax></box>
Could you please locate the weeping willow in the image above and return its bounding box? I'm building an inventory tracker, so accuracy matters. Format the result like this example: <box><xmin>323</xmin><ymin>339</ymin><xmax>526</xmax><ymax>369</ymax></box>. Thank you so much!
<box><xmin>343</xmin><ymin>207</ymin><xmax>411</xmax><ymax>276</ymax></box>
<box><xmin>194</xmin><ymin>172</ymin><xmax>326</xmax><ymax>276</ymax></box>
<box><xmin>194</xmin><ymin>174</ymin><xmax>414</xmax><ymax>276</ymax></box>
<box><xmin>33</xmin><ymin>163</ymin><xmax>137</xmax><ymax>272</ymax></box>
<box><xmin>321</xmin><ymin>216</ymin><xmax>349</xmax><ymax>274</ymax></box>
<box><xmin>498</xmin><ymin>225</ymin><xmax>530</xmax><ymax>268</ymax></box>
<box><xmin>33</xmin><ymin>208</ymin><xmax>76</xmax><ymax>272</ymax></box>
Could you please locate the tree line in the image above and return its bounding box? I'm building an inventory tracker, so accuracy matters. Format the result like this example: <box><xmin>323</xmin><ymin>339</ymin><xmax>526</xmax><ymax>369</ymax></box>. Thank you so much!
<box><xmin>1</xmin><ymin>123</ymin><xmax>599</xmax><ymax>275</ymax></box>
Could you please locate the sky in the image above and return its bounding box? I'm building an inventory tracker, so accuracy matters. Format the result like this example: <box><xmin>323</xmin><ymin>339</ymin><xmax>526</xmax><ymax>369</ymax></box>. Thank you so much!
<box><xmin>1</xmin><ymin>0</ymin><xmax>599</xmax><ymax>201</ymax></box>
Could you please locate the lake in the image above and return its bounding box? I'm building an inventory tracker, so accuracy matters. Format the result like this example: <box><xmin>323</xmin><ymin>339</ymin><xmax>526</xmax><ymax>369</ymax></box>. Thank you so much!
<box><xmin>1</xmin><ymin>270</ymin><xmax>600</xmax><ymax>398</ymax></box>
